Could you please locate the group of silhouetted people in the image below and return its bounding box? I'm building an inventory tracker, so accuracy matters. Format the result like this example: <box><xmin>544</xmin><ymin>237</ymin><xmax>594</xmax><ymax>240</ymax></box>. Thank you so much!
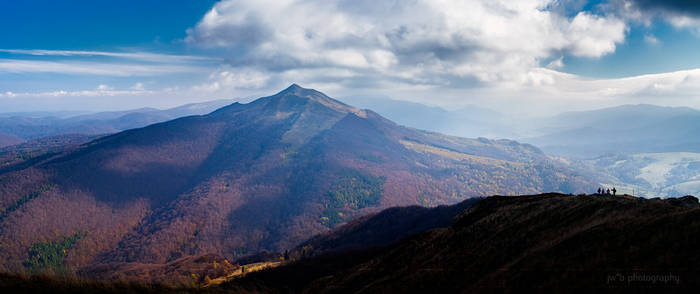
<box><xmin>597</xmin><ymin>187</ymin><xmax>616</xmax><ymax>196</ymax></box>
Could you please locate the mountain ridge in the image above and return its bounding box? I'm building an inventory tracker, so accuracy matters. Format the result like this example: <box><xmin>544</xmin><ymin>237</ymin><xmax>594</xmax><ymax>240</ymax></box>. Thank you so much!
<box><xmin>224</xmin><ymin>193</ymin><xmax>700</xmax><ymax>293</ymax></box>
<box><xmin>0</xmin><ymin>99</ymin><xmax>236</xmax><ymax>142</ymax></box>
<box><xmin>0</xmin><ymin>84</ymin><xmax>592</xmax><ymax>276</ymax></box>
<box><xmin>524</xmin><ymin>103</ymin><xmax>700</xmax><ymax>157</ymax></box>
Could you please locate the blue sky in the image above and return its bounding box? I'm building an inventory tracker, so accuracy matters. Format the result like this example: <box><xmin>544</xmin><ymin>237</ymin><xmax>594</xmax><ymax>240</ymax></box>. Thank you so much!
<box><xmin>0</xmin><ymin>0</ymin><xmax>218</xmax><ymax>96</ymax></box>
<box><xmin>3</xmin><ymin>0</ymin><xmax>700</xmax><ymax>114</ymax></box>
<box><xmin>565</xmin><ymin>22</ymin><xmax>700</xmax><ymax>78</ymax></box>
<box><xmin>0</xmin><ymin>0</ymin><xmax>217</xmax><ymax>49</ymax></box>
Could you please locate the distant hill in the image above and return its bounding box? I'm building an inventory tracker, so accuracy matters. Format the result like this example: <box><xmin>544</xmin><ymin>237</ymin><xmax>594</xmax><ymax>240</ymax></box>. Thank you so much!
<box><xmin>0</xmin><ymin>85</ymin><xmax>591</xmax><ymax>276</ymax></box>
<box><xmin>523</xmin><ymin>104</ymin><xmax>700</xmax><ymax>157</ymax></box>
<box><xmin>0</xmin><ymin>133</ymin><xmax>24</xmax><ymax>148</ymax></box>
<box><xmin>0</xmin><ymin>99</ymin><xmax>235</xmax><ymax>141</ymax></box>
<box><xmin>0</xmin><ymin>111</ymin><xmax>89</xmax><ymax>119</ymax></box>
<box><xmin>225</xmin><ymin>193</ymin><xmax>700</xmax><ymax>293</ymax></box>
<box><xmin>308</xmin><ymin>101</ymin><xmax>700</xmax><ymax>158</ymax></box>
<box><xmin>341</xmin><ymin>95</ymin><xmax>519</xmax><ymax>139</ymax></box>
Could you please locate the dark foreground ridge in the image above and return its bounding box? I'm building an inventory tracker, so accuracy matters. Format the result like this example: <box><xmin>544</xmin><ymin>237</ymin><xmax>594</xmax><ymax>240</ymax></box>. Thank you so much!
<box><xmin>222</xmin><ymin>193</ymin><xmax>700</xmax><ymax>293</ymax></box>
<box><xmin>2</xmin><ymin>193</ymin><xmax>699</xmax><ymax>293</ymax></box>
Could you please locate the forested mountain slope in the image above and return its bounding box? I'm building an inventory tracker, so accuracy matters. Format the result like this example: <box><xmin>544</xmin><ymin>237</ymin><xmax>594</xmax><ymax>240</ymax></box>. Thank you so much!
<box><xmin>0</xmin><ymin>85</ymin><xmax>591</xmax><ymax>275</ymax></box>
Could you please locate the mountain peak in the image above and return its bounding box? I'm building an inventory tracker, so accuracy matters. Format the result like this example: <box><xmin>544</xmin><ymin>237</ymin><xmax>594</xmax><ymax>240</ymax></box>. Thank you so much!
<box><xmin>284</xmin><ymin>83</ymin><xmax>303</xmax><ymax>91</ymax></box>
<box><xmin>268</xmin><ymin>84</ymin><xmax>366</xmax><ymax>117</ymax></box>
<box><xmin>276</xmin><ymin>83</ymin><xmax>313</xmax><ymax>97</ymax></box>
<box><xmin>275</xmin><ymin>83</ymin><xmax>324</xmax><ymax>99</ymax></box>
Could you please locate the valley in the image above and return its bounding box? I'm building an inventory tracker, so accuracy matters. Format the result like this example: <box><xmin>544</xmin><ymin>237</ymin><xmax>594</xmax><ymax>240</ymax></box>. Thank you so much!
<box><xmin>567</xmin><ymin>152</ymin><xmax>700</xmax><ymax>197</ymax></box>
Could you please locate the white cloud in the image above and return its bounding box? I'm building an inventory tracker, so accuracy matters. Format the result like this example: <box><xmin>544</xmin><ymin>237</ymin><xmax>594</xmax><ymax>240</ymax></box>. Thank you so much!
<box><xmin>0</xmin><ymin>59</ymin><xmax>209</xmax><ymax>76</ymax></box>
<box><xmin>1</xmin><ymin>88</ymin><xmax>155</xmax><ymax>98</ymax></box>
<box><xmin>131</xmin><ymin>82</ymin><xmax>145</xmax><ymax>90</ymax></box>
<box><xmin>566</xmin><ymin>12</ymin><xmax>627</xmax><ymax>58</ymax></box>
<box><xmin>193</xmin><ymin>66</ymin><xmax>270</xmax><ymax>92</ymax></box>
<box><xmin>5</xmin><ymin>66</ymin><xmax>700</xmax><ymax>116</ymax></box>
<box><xmin>186</xmin><ymin>0</ymin><xmax>628</xmax><ymax>88</ymax></box>
<box><xmin>97</xmin><ymin>84</ymin><xmax>113</xmax><ymax>91</ymax></box>
<box><xmin>176</xmin><ymin>0</ymin><xmax>700</xmax><ymax>114</ymax></box>
<box><xmin>666</xmin><ymin>15</ymin><xmax>700</xmax><ymax>34</ymax></box>
<box><xmin>521</xmin><ymin>68</ymin><xmax>700</xmax><ymax>103</ymax></box>
<box><xmin>644</xmin><ymin>34</ymin><xmax>660</xmax><ymax>44</ymax></box>
<box><xmin>546</xmin><ymin>57</ymin><xmax>565</xmax><ymax>69</ymax></box>
<box><xmin>8</xmin><ymin>0</ymin><xmax>700</xmax><ymax>116</ymax></box>
<box><xmin>0</xmin><ymin>49</ymin><xmax>217</xmax><ymax>63</ymax></box>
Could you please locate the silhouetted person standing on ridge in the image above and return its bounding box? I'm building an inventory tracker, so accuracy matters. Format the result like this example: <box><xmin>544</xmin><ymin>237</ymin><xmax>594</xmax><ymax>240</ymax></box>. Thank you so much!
<box><xmin>606</xmin><ymin>188</ymin><xmax>611</xmax><ymax>195</ymax></box>
<box><xmin>612</xmin><ymin>187</ymin><xmax>616</xmax><ymax>196</ymax></box>
<box><xmin>597</xmin><ymin>187</ymin><xmax>601</xmax><ymax>195</ymax></box>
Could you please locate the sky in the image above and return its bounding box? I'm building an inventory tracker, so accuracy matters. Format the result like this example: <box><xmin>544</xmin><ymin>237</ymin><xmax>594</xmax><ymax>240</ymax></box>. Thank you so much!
<box><xmin>3</xmin><ymin>0</ymin><xmax>700</xmax><ymax>115</ymax></box>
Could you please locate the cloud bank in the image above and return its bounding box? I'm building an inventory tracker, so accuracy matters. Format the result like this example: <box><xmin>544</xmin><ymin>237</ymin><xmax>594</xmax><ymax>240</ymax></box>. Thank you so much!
<box><xmin>178</xmin><ymin>0</ymin><xmax>700</xmax><ymax>114</ymax></box>
<box><xmin>5</xmin><ymin>0</ymin><xmax>700</xmax><ymax>115</ymax></box>
<box><xmin>186</xmin><ymin>0</ymin><xmax>627</xmax><ymax>90</ymax></box>
<box><xmin>0</xmin><ymin>49</ymin><xmax>216</xmax><ymax>63</ymax></box>
<box><xmin>0</xmin><ymin>59</ymin><xmax>209</xmax><ymax>76</ymax></box>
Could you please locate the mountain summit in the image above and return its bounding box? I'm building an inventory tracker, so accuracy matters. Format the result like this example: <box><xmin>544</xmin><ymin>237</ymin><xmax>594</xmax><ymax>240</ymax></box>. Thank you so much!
<box><xmin>224</xmin><ymin>83</ymin><xmax>357</xmax><ymax>114</ymax></box>
<box><xmin>274</xmin><ymin>83</ymin><xmax>344</xmax><ymax>105</ymax></box>
<box><xmin>273</xmin><ymin>84</ymin><xmax>363</xmax><ymax>114</ymax></box>
<box><xmin>0</xmin><ymin>85</ymin><xmax>591</xmax><ymax>274</ymax></box>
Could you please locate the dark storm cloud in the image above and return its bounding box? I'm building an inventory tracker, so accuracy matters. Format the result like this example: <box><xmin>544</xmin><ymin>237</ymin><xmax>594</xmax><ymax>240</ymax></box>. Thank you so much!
<box><xmin>631</xmin><ymin>0</ymin><xmax>700</xmax><ymax>16</ymax></box>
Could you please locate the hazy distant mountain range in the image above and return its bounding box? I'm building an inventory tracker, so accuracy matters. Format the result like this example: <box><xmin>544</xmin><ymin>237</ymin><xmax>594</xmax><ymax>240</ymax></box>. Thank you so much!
<box><xmin>4</xmin><ymin>95</ymin><xmax>700</xmax><ymax>162</ymax></box>
<box><xmin>0</xmin><ymin>85</ymin><xmax>591</xmax><ymax>275</ymax></box>
<box><xmin>0</xmin><ymin>99</ymin><xmax>235</xmax><ymax>141</ymax></box>
<box><xmin>522</xmin><ymin>104</ymin><xmax>700</xmax><ymax>158</ymax></box>
<box><xmin>332</xmin><ymin>100</ymin><xmax>700</xmax><ymax>197</ymax></box>
<box><xmin>4</xmin><ymin>95</ymin><xmax>698</xmax><ymax>200</ymax></box>
<box><xmin>339</xmin><ymin>98</ymin><xmax>700</xmax><ymax>160</ymax></box>
<box><xmin>341</xmin><ymin>95</ymin><xmax>519</xmax><ymax>139</ymax></box>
